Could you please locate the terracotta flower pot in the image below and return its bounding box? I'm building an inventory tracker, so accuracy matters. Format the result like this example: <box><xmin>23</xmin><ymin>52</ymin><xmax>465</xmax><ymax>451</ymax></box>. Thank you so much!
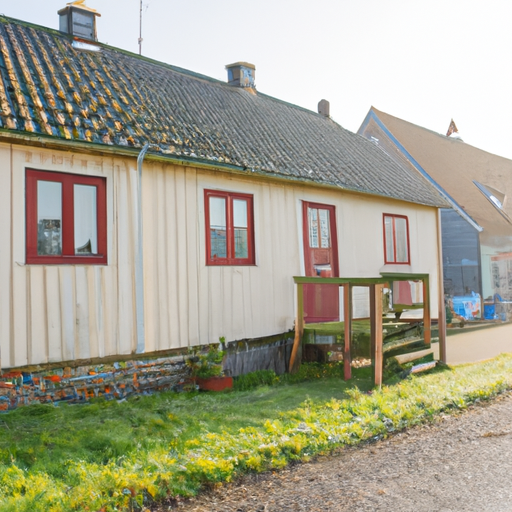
<box><xmin>195</xmin><ymin>376</ymin><xmax>233</xmax><ymax>392</ymax></box>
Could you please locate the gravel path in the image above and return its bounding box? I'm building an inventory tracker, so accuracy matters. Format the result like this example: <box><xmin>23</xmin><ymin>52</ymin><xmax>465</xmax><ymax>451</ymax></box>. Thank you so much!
<box><xmin>166</xmin><ymin>392</ymin><xmax>512</xmax><ymax>511</ymax></box>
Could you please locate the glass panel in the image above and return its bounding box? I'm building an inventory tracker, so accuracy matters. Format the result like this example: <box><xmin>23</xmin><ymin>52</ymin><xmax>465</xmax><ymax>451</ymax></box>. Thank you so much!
<box><xmin>319</xmin><ymin>209</ymin><xmax>330</xmax><ymax>248</ymax></box>
<box><xmin>384</xmin><ymin>216</ymin><xmax>394</xmax><ymax>262</ymax></box>
<box><xmin>308</xmin><ymin>208</ymin><xmax>318</xmax><ymax>248</ymax></box>
<box><xmin>395</xmin><ymin>217</ymin><xmax>408</xmax><ymax>262</ymax></box>
<box><xmin>209</xmin><ymin>196</ymin><xmax>226</xmax><ymax>259</ymax></box>
<box><xmin>37</xmin><ymin>180</ymin><xmax>62</xmax><ymax>256</ymax></box>
<box><xmin>74</xmin><ymin>184</ymin><xmax>98</xmax><ymax>254</ymax></box>
<box><xmin>234</xmin><ymin>228</ymin><xmax>248</xmax><ymax>258</ymax></box>
<box><xmin>233</xmin><ymin>199</ymin><xmax>248</xmax><ymax>228</ymax></box>
<box><xmin>233</xmin><ymin>199</ymin><xmax>249</xmax><ymax>259</ymax></box>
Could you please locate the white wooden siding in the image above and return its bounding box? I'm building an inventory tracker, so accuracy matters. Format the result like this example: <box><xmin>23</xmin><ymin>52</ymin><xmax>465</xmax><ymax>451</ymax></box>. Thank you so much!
<box><xmin>0</xmin><ymin>142</ymin><xmax>441</xmax><ymax>368</ymax></box>
<box><xmin>0</xmin><ymin>145</ymin><xmax>12</xmax><ymax>369</ymax></box>
<box><xmin>1</xmin><ymin>145</ymin><xmax>139</xmax><ymax>368</ymax></box>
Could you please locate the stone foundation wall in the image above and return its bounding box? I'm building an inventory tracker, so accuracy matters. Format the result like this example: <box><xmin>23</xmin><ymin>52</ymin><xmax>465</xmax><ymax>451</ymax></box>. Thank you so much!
<box><xmin>0</xmin><ymin>357</ymin><xmax>189</xmax><ymax>411</ymax></box>
<box><xmin>0</xmin><ymin>331</ymin><xmax>295</xmax><ymax>411</ymax></box>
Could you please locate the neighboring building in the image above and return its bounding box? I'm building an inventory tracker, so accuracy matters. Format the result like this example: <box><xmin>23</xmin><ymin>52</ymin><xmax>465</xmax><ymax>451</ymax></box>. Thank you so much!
<box><xmin>0</xmin><ymin>4</ymin><xmax>446</xmax><ymax>371</ymax></box>
<box><xmin>359</xmin><ymin>107</ymin><xmax>512</xmax><ymax>320</ymax></box>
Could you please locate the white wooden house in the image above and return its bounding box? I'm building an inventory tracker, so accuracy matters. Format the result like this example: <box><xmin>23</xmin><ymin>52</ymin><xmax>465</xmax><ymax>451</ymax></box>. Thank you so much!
<box><xmin>0</xmin><ymin>4</ymin><xmax>447</xmax><ymax>371</ymax></box>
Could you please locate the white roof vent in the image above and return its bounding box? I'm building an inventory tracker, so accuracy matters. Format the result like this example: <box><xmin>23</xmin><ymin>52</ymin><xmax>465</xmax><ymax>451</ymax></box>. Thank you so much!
<box><xmin>318</xmin><ymin>99</ymin><xmax>330</xmax><ymax>117</ymax></box>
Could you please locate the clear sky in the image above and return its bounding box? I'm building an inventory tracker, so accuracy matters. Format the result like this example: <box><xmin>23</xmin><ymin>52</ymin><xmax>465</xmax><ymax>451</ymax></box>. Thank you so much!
<box><xmin>4</xmin><ymin>1</ymin><xmax>512</xmax><ymax>158</ymax></box>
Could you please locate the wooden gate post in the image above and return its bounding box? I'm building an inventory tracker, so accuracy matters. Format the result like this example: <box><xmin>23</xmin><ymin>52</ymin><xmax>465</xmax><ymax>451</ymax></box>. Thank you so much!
<box><xmin>370</xmin><ymin>283</ymin><xmax>384</xmax><ymax>387</ymax></box>
<box><xmin>422</xmin><ymin>275</ymin><xmax>431</xmax><ymax>346</ymax></box>
<box><xmin>289</xmin><ymin>282</ymin><xmax>304</xmax><ymax>373</ymax></box>
<box><xmin>343</xmin><ymin>284</ymin><xmax>352</xmax><ymax>380</ymax></box>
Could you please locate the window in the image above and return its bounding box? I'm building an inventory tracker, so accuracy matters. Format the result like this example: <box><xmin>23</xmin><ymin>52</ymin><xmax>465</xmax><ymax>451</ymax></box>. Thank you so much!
<box><xmin>26</xmin><ymin>169</ymin><xmax>107</xmax><ymax>264</ymax></box>
<box><xmin>383</xmin><ymin>214</ymin><xmax>410</xmax><ymax>264</ymax></box>
<box><xmin>307</xmin><ymin>206</ymin><xmax>331</xmax><ymax>249</ymax></box>
<box><xmin>205</xmin><ymin>189</ymin><xmax>255</xmax><ymax>265</ymax></box>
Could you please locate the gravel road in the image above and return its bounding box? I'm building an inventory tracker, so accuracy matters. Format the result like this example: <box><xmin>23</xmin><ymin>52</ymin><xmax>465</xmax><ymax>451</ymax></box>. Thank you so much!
<box><xmin>167</xmin><ymin>391</ymin><xmax>512</xmax><ymax>512</ymax></box>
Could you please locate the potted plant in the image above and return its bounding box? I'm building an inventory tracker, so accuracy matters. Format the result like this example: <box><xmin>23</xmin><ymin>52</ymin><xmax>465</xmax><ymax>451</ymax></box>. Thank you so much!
<box><xmin>187</xmin><ymin>341</ymin><xmax>233</xmax><ymax>391</ymax></box>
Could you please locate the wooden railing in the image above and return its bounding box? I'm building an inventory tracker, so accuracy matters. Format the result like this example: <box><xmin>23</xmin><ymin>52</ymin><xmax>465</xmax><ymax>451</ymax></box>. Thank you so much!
<box><xmin>291</xmin><ymin>273</ymin><xmax>432</xmax><ymax>386</ymax></box>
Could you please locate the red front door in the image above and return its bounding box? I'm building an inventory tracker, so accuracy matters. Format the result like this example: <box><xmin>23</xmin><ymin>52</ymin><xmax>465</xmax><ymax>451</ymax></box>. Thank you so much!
<box><xmin>302</xmin><ymin>201</ymin><xmax>339</xmax><ymax>323</ymax></box>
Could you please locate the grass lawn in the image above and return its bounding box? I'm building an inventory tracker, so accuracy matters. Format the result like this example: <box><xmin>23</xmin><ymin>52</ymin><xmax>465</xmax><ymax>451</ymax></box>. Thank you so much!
<box><xmin>1</xmin><ymin>357</ymin><xmax>512</xmax><ymax>511</ymax></box>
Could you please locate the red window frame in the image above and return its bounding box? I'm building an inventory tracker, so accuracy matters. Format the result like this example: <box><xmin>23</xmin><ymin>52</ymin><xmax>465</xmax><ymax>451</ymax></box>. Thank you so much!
<box><xmin>26</xmin><ymin>169</ymin><xmax>107</xmax><ymax>265</ymax></box>
<box><xmin>383</xmin><ymin>213</ymin><xmax>410</xmax><ymax>264</ymax></box>
<box><xmin>204</xmin><ymin>189</ymin><xmax>255</xmax><ymax>266</ymax></box>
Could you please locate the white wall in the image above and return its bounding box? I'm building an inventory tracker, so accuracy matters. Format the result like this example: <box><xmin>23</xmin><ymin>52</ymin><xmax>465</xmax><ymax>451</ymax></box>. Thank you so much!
<box><xmin>142</xmin><ymin>164</ymin><xmax>440</xmax><ymax>349</ymax></box>
<box><xmin>0</xmin><ymin>143</ymin><xmax>441</xmax><ymax>368</ymax></box>
<box><xmin>1</xmin><ymin>144</ymin><xmax>138</xmax><ymax>368</ymax></box>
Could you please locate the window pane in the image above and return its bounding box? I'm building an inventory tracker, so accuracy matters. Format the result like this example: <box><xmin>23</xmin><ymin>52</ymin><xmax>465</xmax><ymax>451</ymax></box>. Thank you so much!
<box><xmin>209</xmin><ymin>196</ymin><xmax>226</xmax><ymax>259</ymax></box>
<box><xmin>233</xmin><ymin>199</ymin><xmax>248</xmax><ymax>228</ymax></box>
<box><xmin>384</xmin><ymin>216</ymin><xmax>394</xmax><ymax>262</ymax></box>
<box><xmin>37</xmin><ymin>180</ymin><xmax>62</xmax><ymax>255</ymax></box>
<box><xmin>395</xmin><ymin>217</ymin><xmax>408</xmax><ymax>262</ymax></box>
<box><xmin>74</xmin><ymin>184</ymin><xmax>98</xmax><ymax>254</ymax></box>
<box><xmin>233</xmin><ymin>199</ymin><xmax>249</xmax><ymax>259</ymax></box>
<box><xmin>308</xmin><ymin>208</ymin><xmax>318</xmax><ymax>248</ymax></box>
<box><xmin>234</xmin><ymin>228</ymin><xmax>248</xmax><ymax>258</ymax></box>
<box><xmin>319</xmin><ymin>209</ymin><xmax>330</xmax><ymax>248</ymax></box>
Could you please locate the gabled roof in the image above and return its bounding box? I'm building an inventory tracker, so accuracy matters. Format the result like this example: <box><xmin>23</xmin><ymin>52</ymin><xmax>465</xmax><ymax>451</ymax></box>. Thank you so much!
<box><xmin>0</xmin><ymin>15</ymin><xmax>446</xmax><ymax>207</ymax></box>
<box><xmin>359</xmin><ymin>107</ymin><xmax>512</xmax><ymax>241</ymax></box>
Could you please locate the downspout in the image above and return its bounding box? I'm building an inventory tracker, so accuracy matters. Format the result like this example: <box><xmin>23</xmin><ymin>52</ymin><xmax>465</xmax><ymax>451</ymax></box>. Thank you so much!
<box><xmin>135</xmin><ymin>143</ymin><xmax>156</xmax><ymax>353</ymax></box>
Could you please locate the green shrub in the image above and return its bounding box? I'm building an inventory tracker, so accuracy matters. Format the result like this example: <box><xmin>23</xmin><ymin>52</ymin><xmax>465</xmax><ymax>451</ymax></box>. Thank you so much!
<box><xmin>234</xmin><ymin>370</ymin><xmax>279</xmax><ymax>390</ymax></box>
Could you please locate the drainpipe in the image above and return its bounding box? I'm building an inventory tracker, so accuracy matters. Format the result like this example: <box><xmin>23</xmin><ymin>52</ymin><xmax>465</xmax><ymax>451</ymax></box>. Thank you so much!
<box><xmin>135</xmin><ymin>143</ymin><xmax>157</xmax><ymax>353</ymax></box>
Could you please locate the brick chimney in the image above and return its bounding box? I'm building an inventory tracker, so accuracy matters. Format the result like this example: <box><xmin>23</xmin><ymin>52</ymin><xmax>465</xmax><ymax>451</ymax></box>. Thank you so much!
<box><xmin>58</xmin><ymin>1</ymin><xmax>101</xmax><ymax>41</ymax></box>
<box><xmin>226</xmin><ymin>62</ymin><xmax>256</xmax><ymax>89</ymax></box>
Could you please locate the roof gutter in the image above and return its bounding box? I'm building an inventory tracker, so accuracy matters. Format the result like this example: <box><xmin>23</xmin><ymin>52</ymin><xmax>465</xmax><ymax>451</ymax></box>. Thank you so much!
<box><xmin>0</xmin><ymin>130</ymin><xmax>446</xmax><ymax>209</ymax></box>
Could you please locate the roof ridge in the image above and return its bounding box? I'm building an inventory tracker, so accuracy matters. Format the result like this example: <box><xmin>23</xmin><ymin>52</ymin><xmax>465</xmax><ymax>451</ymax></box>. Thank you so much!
<box><xmin>371</xmin><ymin>106</ymin><xmax>512</xmax><ymax>161</ymax></box>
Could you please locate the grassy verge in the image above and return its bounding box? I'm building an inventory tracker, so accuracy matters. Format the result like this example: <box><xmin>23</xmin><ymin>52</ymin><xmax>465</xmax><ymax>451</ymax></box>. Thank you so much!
<box><xmin>1</xmin><ymin>356</ymin><xmax>512</xmax><ymax>511</ymax></box>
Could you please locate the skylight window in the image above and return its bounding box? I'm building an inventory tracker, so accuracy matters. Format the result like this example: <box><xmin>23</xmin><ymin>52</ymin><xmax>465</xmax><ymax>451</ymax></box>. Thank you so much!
<box><xmin>489</xmin><ymin>194</ymin><xmax>503</xmax><ymax>209</ymax></box>
<box><xmin>474</xmin><ymin>181</ymin><xmax>506</xmax><ymax>212</ymax></box>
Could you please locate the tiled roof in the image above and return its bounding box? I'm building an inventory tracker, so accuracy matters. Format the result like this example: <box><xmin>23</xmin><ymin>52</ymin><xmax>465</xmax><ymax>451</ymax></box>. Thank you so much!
<box><xmin>360</xmin><ymin>107</ymin><xmax>512</xmax><ymax>240</ymax></box>
<box><xmin>0</xmin><ymin>15</ymin><xmax>446</xmax><ymax>207</ymax></box>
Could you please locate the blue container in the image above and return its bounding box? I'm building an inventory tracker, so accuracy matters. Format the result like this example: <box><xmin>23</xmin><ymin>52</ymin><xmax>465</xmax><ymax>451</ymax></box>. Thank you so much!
<box><xmin>452</xmin><ymin>293</ymin><xmax>481</xmax><ymax>320</ymax></box>
<box><xmin>483</xmin><ymin>304</ymin><xmax>495</xmax><ymax>320</ymax></box>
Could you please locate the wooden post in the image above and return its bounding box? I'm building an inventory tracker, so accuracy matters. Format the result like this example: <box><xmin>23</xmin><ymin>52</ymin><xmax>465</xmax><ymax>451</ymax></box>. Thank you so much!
<box><xmin>289</xmin><ymin>282</ymin><xmax>304</xmax><ymax>373</ymax></box>
<box><xmin>436</xmin><ymin>209</ymin><xmax>447</xmax><ymax>363</ymax></box>
<box><xmin>343</xmin><ymin>284</ymin><xmax>352</xmax><ymax>380</ymax></box>
<box><xmin>422</xmin><ymin>275</ymin><xmax>431</xmax><ymax>346</ymax></box>
<box><xmin>370</xmin><ymin>284</ymin><xmax>384</xmax><ymax>387</ymax></box>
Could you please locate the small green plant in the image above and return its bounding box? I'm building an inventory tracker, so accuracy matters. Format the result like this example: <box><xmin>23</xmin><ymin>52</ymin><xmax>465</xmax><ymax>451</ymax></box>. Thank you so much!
<box><xmin>445</xmin><ymin>303</ymin><xmax>453</xmax><ymax>324</ymax></box>
<box><xmin>187</xmin><ymin>343</ymin><xmax>226</xmax><ymax>378</ymax></box>
<box><xmin>234</xmin><ymin>370</ymin><xmax>279</xmax><ymax>391</ymax></box>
